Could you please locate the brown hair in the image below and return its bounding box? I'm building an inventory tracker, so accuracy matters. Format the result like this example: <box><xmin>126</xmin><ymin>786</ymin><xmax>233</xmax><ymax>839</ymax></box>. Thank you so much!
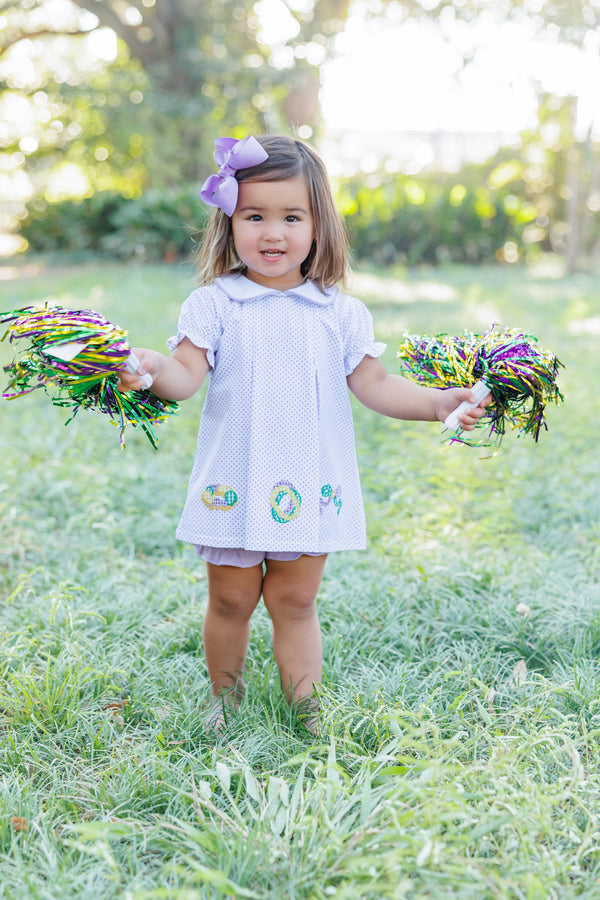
<box><xmin>196</xmin><ymin>135</ymin><xmax>349</xmax><ymax>291</ymax></box>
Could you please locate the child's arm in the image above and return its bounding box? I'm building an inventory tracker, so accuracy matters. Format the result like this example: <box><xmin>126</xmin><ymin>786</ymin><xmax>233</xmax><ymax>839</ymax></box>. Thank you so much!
<box><xmin>117</xmin><ymin>337</ymin><xmax>210</xmax><ymax>401</ymax></box>
<box><xmin>347</xmin><ymin>355</ymin><xmax>489</xmax><ymax>429</ymax></box>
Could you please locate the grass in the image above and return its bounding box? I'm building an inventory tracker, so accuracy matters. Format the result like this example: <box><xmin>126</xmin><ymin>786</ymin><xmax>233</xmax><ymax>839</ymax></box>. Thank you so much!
<box><xmin>0</xmin><ymin>254</ymin><xmax>599</xmax><ymax>898</ymax></box>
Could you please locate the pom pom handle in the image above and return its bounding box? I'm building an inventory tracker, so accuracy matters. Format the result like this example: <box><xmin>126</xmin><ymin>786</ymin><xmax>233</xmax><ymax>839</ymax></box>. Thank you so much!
<box><xmin>125</xmin><ymin>351</ymin><xmax>153</xmax><ymax>389</ymax></box>
<box><xmin>444</xmin><ymin>379</ymin><xmax>491</xmax><ymax>431</ymax></box>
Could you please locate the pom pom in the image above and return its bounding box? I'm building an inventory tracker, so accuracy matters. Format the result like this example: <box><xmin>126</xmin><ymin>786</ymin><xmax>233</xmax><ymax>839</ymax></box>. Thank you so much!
<box><xmin>1</xmin><ymin>304</ymin><xmax>178</xmax><ymax>448</ymax></box>
<box><xmin>397</xmin><ymin>324</ymin><xmax>564</xmax><ymax>447</ymax></box>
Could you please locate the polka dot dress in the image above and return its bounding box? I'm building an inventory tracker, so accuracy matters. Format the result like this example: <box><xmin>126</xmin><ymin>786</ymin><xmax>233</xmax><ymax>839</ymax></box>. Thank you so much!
<box><xmin>167</xmin><ymin>274</ymin><xmax>386</xmax><ymax>553</ymax></box>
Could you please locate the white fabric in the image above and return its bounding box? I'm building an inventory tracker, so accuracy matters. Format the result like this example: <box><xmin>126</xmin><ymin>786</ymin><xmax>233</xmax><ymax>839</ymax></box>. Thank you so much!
<box><xmin>167</xmin><ymin>274</ymin><xmax>386</xmax><ymax>552</ymax></box>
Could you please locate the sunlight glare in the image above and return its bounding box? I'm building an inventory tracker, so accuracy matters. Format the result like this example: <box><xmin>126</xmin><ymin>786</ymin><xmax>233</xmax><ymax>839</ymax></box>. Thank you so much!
<box><xmin>320</xmin><ymin>7</ymin><xmax>600</xmax><ymax>140</ymax></box>
<box><xmin>254</xmin><ymin>0</ymin><xmax>300</xmax><ymax>46</ymax></box>
<box><xmin>46</xmin><ymin>163</ymin><xmax>90</xmax><ymax>202</ymax></box>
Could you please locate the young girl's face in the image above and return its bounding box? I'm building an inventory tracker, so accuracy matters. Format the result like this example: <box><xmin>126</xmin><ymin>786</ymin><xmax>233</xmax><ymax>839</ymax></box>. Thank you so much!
<box><xmin>231</xmin><ymin>175</ymin><xmax>315</xmax><ymax>291</ymax></box>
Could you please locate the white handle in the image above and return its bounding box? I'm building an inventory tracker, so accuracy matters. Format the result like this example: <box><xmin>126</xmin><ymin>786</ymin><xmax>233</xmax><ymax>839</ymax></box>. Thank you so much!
<box><xmin>444</xmin><ymin>379</ymin><xmax>490</xmax><ymax>431</ymax></box>
<box><xmin>125</xmin><ymin>351</ymin><xmax>153</xmax><ymax>388</ymax></box>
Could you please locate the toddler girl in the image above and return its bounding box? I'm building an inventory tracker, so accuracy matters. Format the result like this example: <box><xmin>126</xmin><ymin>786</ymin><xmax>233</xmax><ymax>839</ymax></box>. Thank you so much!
<box><xmin>118</xmin><ymin>134</ymin><xmax>487</xmax><ymax>734</ymax></box>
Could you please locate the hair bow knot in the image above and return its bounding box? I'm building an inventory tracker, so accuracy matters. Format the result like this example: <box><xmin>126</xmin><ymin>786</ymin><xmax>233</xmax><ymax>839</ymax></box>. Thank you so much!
<box><xmin>200</xmin><ymin>136</ymin><xmax>268</xmax><ymax>216</ymax></box>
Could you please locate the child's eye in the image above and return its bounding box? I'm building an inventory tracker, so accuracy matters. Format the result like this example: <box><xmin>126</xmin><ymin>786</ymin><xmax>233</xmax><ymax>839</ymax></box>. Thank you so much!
<box><xmin>248</xmin><ymin>214</ymin><xmax>262</xmax><ymax>221</ymax></box>
<box><xmin>285</xmin><ymin>215</ymin><xmax>300</xmax><ymax>223</ymax></box>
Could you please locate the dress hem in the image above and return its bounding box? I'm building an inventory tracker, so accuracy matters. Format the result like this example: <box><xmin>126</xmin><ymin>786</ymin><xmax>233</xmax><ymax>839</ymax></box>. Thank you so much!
<box><xmin>175</xmin><ymin>535</ymin><xmax>366</xmax><ymax>553</ymax></box>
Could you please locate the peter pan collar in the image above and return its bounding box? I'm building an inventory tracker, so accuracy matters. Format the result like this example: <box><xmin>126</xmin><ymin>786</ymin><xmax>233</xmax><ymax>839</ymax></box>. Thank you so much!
<box><xmin>216</xmin><ymin>274</ymin><xmax>336</xmax><ymax>306</ymax></box>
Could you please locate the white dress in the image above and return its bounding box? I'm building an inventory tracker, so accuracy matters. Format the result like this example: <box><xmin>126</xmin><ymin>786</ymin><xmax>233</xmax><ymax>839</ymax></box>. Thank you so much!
<box><xmin>167</xmin><ymin>274</ymin><xmax>386</xmax><ymax>553</ymax></box>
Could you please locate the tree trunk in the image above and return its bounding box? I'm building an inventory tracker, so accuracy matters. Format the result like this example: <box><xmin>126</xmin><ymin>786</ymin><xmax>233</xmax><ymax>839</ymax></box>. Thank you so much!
<box><xmin>565</xmin><ymin>97</ymin><xmax>581</xmax><ymax>274</ymax></box>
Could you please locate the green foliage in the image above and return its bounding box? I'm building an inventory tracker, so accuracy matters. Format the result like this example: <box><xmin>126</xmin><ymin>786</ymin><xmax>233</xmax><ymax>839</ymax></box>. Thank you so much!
<box><xmin>19</xmin><ymin>193</ymin><xmax>126</xmax><ymax>255</ymax></box>
<box><xmin>1</xmin><ymin>0</ymin><xmax>349</xmax><ymax>219</ymax></box>
<box><xmin>19</xmin><ymin>154</ymin><xmax>536</xmax><ymax>264</ymax></box>
<box><xmin>5</xmin><ymin>0</ymin><xmax>600</xmax><ymax>276</ymax></box>
<box><xmin>99</xmin><ymin>190</ymin><xmax>208</xmax><ymax>261</ymax></box>
<box><xmin>0</xmin><ymin>257</ymin><xmax>599</xmax><ymax>897</ymax></box>
<box><xmin>21</xmin><ymin>190</ymin><xmax>209</xmax><ymax>260</ymax></box>
<box><xmin>55</xmin><ymin>48</ymin><xmax>151</xmax><ymax>195</ymax></box>
<box><xmin>339</xmin><ymin>153</ymin><xmax>543</xmax><ymax>267</ymax></box>
<box><xmin>334</xmin><ymin>95</ymin><xmax>600</xmax><ymax>271</ymax></box>
<box><xmin>22</xmin><ymin>129</ymin><xmax>595</xmax><ymax>267</ymax></box>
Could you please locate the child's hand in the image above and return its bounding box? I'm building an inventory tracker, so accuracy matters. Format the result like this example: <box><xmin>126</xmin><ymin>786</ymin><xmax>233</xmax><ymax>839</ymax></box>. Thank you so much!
<box><xmin>116</xmin><ymin>348</ymin><xmax>165</xmax><ymax>392</ymax></box>
<box><xmin>436</xmin><ymin>387</ymin><xmax>492</xmax><ymax>431</ymax></box>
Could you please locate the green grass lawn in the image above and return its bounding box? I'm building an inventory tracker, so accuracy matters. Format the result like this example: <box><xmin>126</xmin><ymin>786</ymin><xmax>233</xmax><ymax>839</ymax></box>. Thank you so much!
<box><xmin>0</xmin><ymin>256</ymin><xmax>599</xmax><ymax>899</ymax></box>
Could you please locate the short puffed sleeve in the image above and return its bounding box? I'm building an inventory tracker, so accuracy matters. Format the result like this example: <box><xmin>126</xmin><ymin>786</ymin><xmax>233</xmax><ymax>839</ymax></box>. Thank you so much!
<box><xmin>167</xmin><ymin>286</ymin><xmax>228</xmax><ymax>369</ymax></box>
<box><xmin>338</xmin><ymin>293</ymin><xmax>387</xmax><ymax>376</ymax></box>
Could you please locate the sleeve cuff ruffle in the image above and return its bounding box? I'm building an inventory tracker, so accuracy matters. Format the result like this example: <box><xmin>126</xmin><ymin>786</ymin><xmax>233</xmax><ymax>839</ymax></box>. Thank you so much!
<box><xmin>345</xmin><ymin>340</ymin><xmax>387</xmax><ymax>376</ymax></box>
<box><xmin>167</xmin><ymin>332</ymin><xmax>215</xmax><ymax>369</ymax></box>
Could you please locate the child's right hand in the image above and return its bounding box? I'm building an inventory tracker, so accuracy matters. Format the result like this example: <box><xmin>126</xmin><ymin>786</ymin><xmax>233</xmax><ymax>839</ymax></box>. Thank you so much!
<box><xmin>116</xmin><ymin>348</ymin><xmax>165</xmax><ymax>392</ymax></box>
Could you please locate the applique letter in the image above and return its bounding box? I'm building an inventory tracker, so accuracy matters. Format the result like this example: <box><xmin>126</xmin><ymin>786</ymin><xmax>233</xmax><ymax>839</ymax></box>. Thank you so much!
<box><xmin>320</xmin><ymin>483</ymin><xmax>342</xmax><ymax>515</ymax></box>
<box><xmin>202</xmin><ymin>485</ymin><xmax>239</xmax><ymax>511</ymax></box>
<box><xmin>270</xmin><ymin>481</ymin><xmax>302</xmax><ymax>523</ymax></box>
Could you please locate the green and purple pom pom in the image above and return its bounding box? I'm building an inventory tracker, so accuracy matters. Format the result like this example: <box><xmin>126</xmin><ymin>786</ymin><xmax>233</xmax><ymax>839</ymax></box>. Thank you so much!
<box><xmin>1</xmin><ymin>304</ymin><xmax>178</xmax><ymax>448</ymax></box>
<box><xmin>397</xmin><ymin>325</ymin><xmax>564</xmax><ymax>447</ymax></box>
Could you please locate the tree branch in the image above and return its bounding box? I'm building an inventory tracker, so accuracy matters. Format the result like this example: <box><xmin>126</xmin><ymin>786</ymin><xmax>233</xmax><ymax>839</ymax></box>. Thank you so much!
<box><xmin>68</xmin><ymin>0</ymin><xmax>169</xmax><ymax>65</ymax></box>
<box><xmin>69</xmin><ymin>0</ymin><xmax>130</xmax><ymax>36</ymax></box>
<box><xmin>0</xmin><ymin>28</ymin><xmax>91</xmax><ymax>59</ymax></box>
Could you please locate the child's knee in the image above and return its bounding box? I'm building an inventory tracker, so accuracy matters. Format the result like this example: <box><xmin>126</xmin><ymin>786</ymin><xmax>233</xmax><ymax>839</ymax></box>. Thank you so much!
<box><xmin>264</xmin><ymin>585</ymin><xmax>318</xmax><ymax>620</ymax></box>
<box><xmin>208</xmin><ymin>586</ymin><xmax>260</xmax><ymax>619</ymax></box>
<box><xmin>206</xmin><ymin>563</ymin><xmax>263</xmax><ymax>619</ymax></box>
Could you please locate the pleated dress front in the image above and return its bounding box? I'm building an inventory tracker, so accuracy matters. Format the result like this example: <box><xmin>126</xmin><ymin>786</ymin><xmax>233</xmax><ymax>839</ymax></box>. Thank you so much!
<box><xmin>167</xmin><ymin>273</ymin><xmax>386</xmax><ymax>554</ymax></box>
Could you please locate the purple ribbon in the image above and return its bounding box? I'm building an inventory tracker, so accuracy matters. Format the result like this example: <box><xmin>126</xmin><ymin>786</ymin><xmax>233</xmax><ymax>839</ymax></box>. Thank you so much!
<box><xmin>200</xmin><ymin>136</ymin><xmax>268</xmax><ymax>216</ymax></box>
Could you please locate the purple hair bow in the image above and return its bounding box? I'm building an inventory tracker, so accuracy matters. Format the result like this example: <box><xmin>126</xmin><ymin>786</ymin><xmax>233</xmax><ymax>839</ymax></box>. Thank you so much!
<box><xmin>200</xmin><ymin>136</ymin><xmax>268</xmax><ymax>216</ymax></box>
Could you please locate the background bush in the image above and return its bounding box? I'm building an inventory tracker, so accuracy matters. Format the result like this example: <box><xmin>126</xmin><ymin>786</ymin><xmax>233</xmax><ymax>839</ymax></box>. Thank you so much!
<box><xmin>19</xmin><ymin>148</ymin><xmax>580</xmax><ymax>267</ymax></box>
<box><xmin>341</xmin><ymin>163</ymin><xmax>536</xmax><ymax>267</ymax></box>
<box><xmin>21</xmin><ymin>189</ymin><xmax>209</xmax><ymax>261</ymax></box>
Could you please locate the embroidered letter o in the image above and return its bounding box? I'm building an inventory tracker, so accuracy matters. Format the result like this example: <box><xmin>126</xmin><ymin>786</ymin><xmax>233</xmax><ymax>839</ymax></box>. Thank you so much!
<box><xmin>270</xmin><ymin>482</ymin><xmax>302</xmax><ymax>524</ymax></box>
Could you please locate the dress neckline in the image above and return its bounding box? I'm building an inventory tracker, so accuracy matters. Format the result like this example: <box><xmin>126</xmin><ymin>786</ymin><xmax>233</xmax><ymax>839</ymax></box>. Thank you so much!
<box><xmin>215</xmin><ymin>273</ymin><xmax>337</xmax><ymax>306</ymax></box>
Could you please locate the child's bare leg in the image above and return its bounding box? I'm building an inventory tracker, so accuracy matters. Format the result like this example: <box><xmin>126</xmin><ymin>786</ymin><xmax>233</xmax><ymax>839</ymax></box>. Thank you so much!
<box><xmin>262</xmin><ymin>555</ymin><xmax>327</xmax><ymax>719</ymax></box>
<box><xmin>204</xmin><ymin>562</ymin><xmax>264</xmax><ymax>700</ymax></box>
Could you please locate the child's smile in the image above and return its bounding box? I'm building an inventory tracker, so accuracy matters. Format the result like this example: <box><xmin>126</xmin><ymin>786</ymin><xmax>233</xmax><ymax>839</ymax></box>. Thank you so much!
<box><xmin>231</xmin><ymin>176</ymin><xmax>315</xmax><ymax>291</ymax></box>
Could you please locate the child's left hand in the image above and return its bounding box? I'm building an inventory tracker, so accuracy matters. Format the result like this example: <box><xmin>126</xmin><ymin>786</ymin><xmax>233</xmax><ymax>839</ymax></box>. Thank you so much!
<box><xmin>436</xmin><ymin>387</ymin><xmax>492</xmax><ymax>431</ymax></box>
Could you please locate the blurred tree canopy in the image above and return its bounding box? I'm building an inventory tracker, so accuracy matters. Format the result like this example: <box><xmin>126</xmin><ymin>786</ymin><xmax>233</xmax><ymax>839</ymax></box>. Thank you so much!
<box><xmin>64</xmin><ymin>0</ymin><xmax>351</xmax><ymax>183</ymax></box>
<box><xmin>362</xmin><ymin>0</ymin><xmax>600</xmax><ymax>270</ymax></box>
<box><xmin>2</xmin><ymin>0</ymin><xmax>599</xmax><ymax>269</ymax></box>
<box><xmin>1</xmin><ymin>0</ymin><xmax>349</xmax><ymax>213</ymax></box>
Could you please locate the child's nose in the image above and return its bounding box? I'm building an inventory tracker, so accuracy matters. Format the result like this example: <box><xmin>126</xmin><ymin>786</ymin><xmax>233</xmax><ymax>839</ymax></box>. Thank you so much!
<box><xmin>263</xmin><ymin>220</ymin><xmax>284</xmax><ymax>241</ymax></box>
